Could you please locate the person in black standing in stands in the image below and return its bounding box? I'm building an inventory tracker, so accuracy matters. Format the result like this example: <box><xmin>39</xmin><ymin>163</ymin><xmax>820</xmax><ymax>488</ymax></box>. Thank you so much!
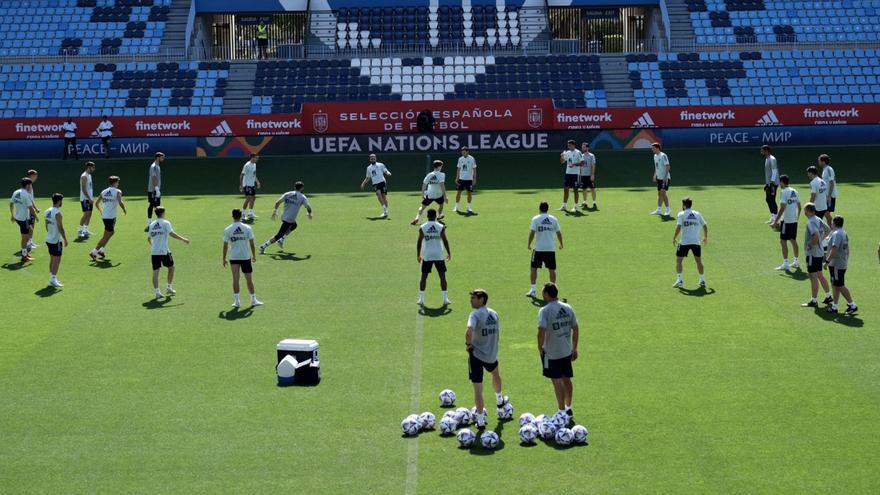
<box><xmin>62</xmin><ymin>118</ymin><xmax>78</xmax><ymax>160</ymax></box>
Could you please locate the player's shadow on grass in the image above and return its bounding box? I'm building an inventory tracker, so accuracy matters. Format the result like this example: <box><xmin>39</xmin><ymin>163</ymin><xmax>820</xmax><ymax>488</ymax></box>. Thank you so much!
<box><xmin>1</xmin><ymin>261</ymin><xmax>29</xmax><ymax>271</ymax></box>
<box><xmin>142</xmin><ymin>297</ymin><xmax>184</xmax><ymax>309</ymax></box>
<box><xmin>218</xmin><ymin>307</ymin><xmax>254</xmax><ymax>320</ymax></box>
<box><xmin>35</xmin><ymin>286</ymin><xmax>61</xmax><ymax>297</ymax></box>
<box><xmin>455</xmin><ymin>211</ymin><xmax>479</xmax><ymax>217</ymax></box>
<box><xmin>659</xmin><ymin>214</ymin><xmax>674</xmax><ymax>222</ymax></box>
<box><xmin>269</xmin><ymin>252</ymin><xmax>311</xmax><ymax>262</ymax></box>
<box><xmin>813</xmin><ymin>307</ymin><xmax>864</xmax><ymax>328</ymax></box>
<box><xmin>469</xmin><ymin>419</ymin><xmax>507</xmax><ymax>456</ymax></box>
<box><xmin>73</xmin><ymin>237</ymin><xmax>90</xmax><ymax>243</ymax></box>
<box><xmin>418</xmin><ymin>305</ymin><xmax>452</xmax><ymax>317</ymax></box>
<box><xmin>563</xmin><ymin>210</ymin><xmax>585</xmax><ymax>217</ymax></box>
<box><xmin>677</xmin><ymin>286</ymin><xmax>716</xmax><ymax>297</ymax></box>
<box><xmin>365</xmin><ymin>215</ymin><xmax>390</xmax><ymax>221</ymax></box>
<box><xmin>89</xmin><ymin>260</ymin><xmax>120</xmax><ymax>269</ymax></box>
<box><xmin>778</xmin><ymin>269</ymin><xmax>808</xmax><ymax>281</ymax></box>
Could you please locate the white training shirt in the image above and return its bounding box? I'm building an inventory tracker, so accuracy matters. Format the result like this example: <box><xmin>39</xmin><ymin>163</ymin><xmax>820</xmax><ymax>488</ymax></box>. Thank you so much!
<box><xmin>821</xmin><ymin>165</ymin><xmax>837</xmax><ymax>199</ymax></box>
<box><xmin>764</xmin><ymin>155</ymin><xmax>779</xmax><ymax>185</ymax></box>
<box><xmin>10</xmin><ymin>188</ymin><xmax>33</xmax><ymax>221</ymax></box>
<box><xmin>278</xmin><ymin>191</ymin><xmax>310</xmax><ymax>223</ymax></box>
<box><xmin>538</xmin><ymin>300</ymin><xmax>578</xmax><ymax>360</ymax></box>
<box><xmin>62</xmin><ymin>121</ymin><xmax>76</xmax><ymax>138</ymax></box>
<box><xmin>80</xmin><ymin>171</ymin><xmax>93</xmax><ymax>202</ymax></box>
<box><xmin>99</xmin><ymin>186</ymin><xmax>121</xmax><ymax>219</ymax></box>
<box><xmin>562</xmin><ymin>149</ymin><xmax>584</xmax><ymax>175</ymax></box>
<box><xmin>456</xmin><ymin>155</ymin><xmax>476</xmax><ymax>181</ymax></box>
<box><xmin>810</xmin><ymin>176</ymin><xmax>828</xmax><ymax>211</ymax></box>
<box><xmin>223</xmin><ymin>222</ymin><xmax>254</xmax><ymax>261</ymax></box>
<box><xmin>654</xmin><ymin>152</ymin><xmax>671</xmax><ymax>181</ymax></box>
<box><xmin>241</xmin><ymin>160</ymin><xmax>257</xmax><ymax>187</ymax></box>
<box><xmin>779</xmin><ymin>187</ymin><xmax>800</xmax><ymax>224</ymax></box>
<box><xmin>148</xmin><ymin>162</ymin><xmax>161</xmax><ymax>193</ymax></box>
<box><xmin>149</xmin><ymin>218</ymin><xmax>173</xmax><ymax>256</ymax></box>
<box><xmin>530</xmin><ymin>213</ymin><xmax>561</xmax><ymax>252</ymax></box>
<box><xmin>676</xmin><ymin>208</ymin><xmax>706</xmax><ymax>246</ymax></box>
<box><xmin>97</xmin><ymin>120</ymin><xmax>113</xmax><ymax>138</ymax></box>
<box><xmin>420</xmin><ymin>220</ymin><xmax>445</xmax><ymax>261</ymax></box>
<box><xmin>366</xmin><ymin>163</ymin><xmax>389</xmax><ymax>185</ymax></box>
<box><xmin>582</xmin><ymin>152</ymin><xmax>596</xmax><ymax>176</ymax></box>
<box><xmin>423</xmin><ymin>170</ymin><xmax>445</xmax><ymax>199</ymax></box>
<box><xmin>44</xmin><ymin>206</ymin><xmax>61</xmax><ymax>244</ymax></box>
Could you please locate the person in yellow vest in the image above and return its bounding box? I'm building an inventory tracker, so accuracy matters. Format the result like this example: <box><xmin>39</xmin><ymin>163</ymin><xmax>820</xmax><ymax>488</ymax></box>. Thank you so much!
<box><xmin>256</xmin><ymin>21</ymin><xmax>269</xmax><ymax>59</ymax></box>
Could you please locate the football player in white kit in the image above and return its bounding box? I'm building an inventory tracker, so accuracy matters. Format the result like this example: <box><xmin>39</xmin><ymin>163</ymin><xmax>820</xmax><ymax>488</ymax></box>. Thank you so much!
<box><xmin>240</xmin><ymin>153</ymin><xmax>261</xmax><ymax>222</ymax></box>
<box><xmin>465</xmin><ymin>288</ymin><xmax>509</xmax><ymax>429</ymax></box>
<box><xmin>78</xmin><ymin>161</ymin><xmax>96</xmax><ymax>238</ymax></box>
<box><xmin>672</xmin><ymin>197</ymin><xmax>708</xmax><ymax>288</ymax></box>
<box><xmin>148</xmin><ymin>206</ymin><xmax>190</xmax><ymax>299</ymax></box>
<box><xmin>10</xmin><ymin>177</ymin><xmax>37</xmax><ymax>262</ymax></box>
<box><xmin>416</xmin><ymin>209</ymin><xmax>451</xmax><ymax>305</ymax></box>
<box><xmin>807</xmin><ymin>166</ymin><xmax>829</xmax><ymax>221</ymax></box>
<box><xmin>411</xmin><ymin>160</ymin><xmax>447</xmax><ymax>225</ymax></box>
<box><xmin>579</xmin><ymin>142</ymin><xmax>597</xmax><ymax>209</ymax></box>
<box><xmin>90</xmin><ymin>176</ymin><xmax>127</xmax><ymax>261</ymax></box>
<box><xmin>44</xmin><ymin>193</ymin><xmax>68</xmax><ymax>287</ymax></box>
<box><xmin>453</xmin><ymin>147</ymin><xmax>477</xmax><ymax>214</ymax></box>
<box><xmin>772</xmin><ymin>175</ymin><xmax>801</xmax><ymax>271</ymax></box>
<box><xmin>259</xmin><ymin>181</ymin><xmax>312</xmax><ymax>254</ymax></box>
<box><xmin>526</xmin><ymin>202</ymin><xmax>563</xmax><ymax>297</ymax></box>
<box><xmin>559</xmin><ymin>139</ymin><xmax>584</xmax><ymax>212</ymax></box>
<box><xmin>360</xmin><ymin>153</ymin><xmax>392</xmax><ymax>218</ymax></box>
<box><xmin>650</xmin><ymin>142</ymin><xmax>671</xmax><ymax>216</ymax></box>
<box><xmin>818</xmin><ymin>154</ymin><xmax>837</xmax><ymax>224</ymax></box>
<box><xmin>223</xmin><ymin>208</ymin><xmax>262</xmax><ymax>308</ymax></box>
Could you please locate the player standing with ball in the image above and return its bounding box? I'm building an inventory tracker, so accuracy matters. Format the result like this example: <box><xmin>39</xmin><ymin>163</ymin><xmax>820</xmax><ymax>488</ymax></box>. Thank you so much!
<box><xmin>412</xmin><ymin>160</ymin><xmax>447</xmax><ymax>225</ymax></box>
<box><xmin>465</xmin><ymin>289</ymin><xmax>509</xmax><ymax>429</ymax></box>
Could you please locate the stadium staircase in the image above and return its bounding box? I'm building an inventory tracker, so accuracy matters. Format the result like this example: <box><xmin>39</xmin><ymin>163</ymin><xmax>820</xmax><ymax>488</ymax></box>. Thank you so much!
<box><xmin>598</xmin><ymin>55</ymin><xmax>636</xmax><ymax>107</ymax></box>
<box><xmin>159</xmin><ymin>0</ymin><xmax>191</xmax><ymax>54</ymax></box>
<box><xmin>220</xmin><ymin>61</ymin><xmax>258</xmax><ymax>114</ymax></box>
<box><xmin>665</xmin><ymin>0</ymin><xmax>697</xmax><ymax>43</ymax></box>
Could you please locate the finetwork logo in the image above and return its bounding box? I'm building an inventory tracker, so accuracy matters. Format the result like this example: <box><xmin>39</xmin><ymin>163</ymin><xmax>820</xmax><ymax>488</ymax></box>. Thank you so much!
<box><xmin>756</xmin><ymin>110</ymin><xmax>781</xmax><ymax>126</ymax></box>
<box><xmin>632</xmin><ymin>112</ymin><xmax>656</xmax><ymax>128</ymax></box>
<box><xmin>210</xmin><ymin>120</ymin><xmax>233</xmax><ymax>136</ymax></box>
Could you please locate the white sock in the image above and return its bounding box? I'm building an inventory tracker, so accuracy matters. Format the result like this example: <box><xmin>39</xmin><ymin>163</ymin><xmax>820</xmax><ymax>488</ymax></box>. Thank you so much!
<box><xmin>467</xmin><ymin>203</ymin><xmax>471</xmax><ymax>208</ymax></box>
<box><xmin>530</xmin><ymin>284</ymin><xmax>536</xmax><ymax>292</ymax></box>
<box><xmin>454</xmin><ymin>202</ymin><xmax>459</xmax><ymax>208</ymax></box>
<box><xmin>418</xmin><ymin>290</ymin><xmax>425</xmax><ymax>300</ymax></box>
<box><xmin>699</xmin><ymin>274</ymin><xmax>706</xmax><ymax>281</ymax></box>
<box><xmin>849</xmin><ymin>301</ymin><xmax>856</xmax><ymax>307</ymax></box>
<box><xmin>495</xmin><ymin>392</ymin><xmax>503</xmax><ymax>403</ymax></box>
<box><xmin>676</xmin><ymin>273</ymin><xmax>683</xmax><ymax>281</ymax></box>
<box><xmin>250</xmin><ymin>294</ymin><xmax>258</xmax><ymax>302</ymax></box>
<box><xmin>825</xmin><ymin>292</ymin><xmax>832</xmax><ymax>298</ymax></box>
<box><xmin>564</xmin><ymin>404</ymin><xmax>571</xmax><ymax>411</ymax></box>
<box><xmin>21</xmin><ymin>249</ymin><xmax>28</xmax><ymax>257</ymax></box>
<box><xmin>442</xmin><ymin>290</ymin><xmax>448</xmax><ymax>300</ymax></box>
<box><xmin>234</xmin><ymin>293</ymin><xmax>241</xmax><ymax>301</ymax></box>
<box><xmin>166</xmin><ymin>283</ymin><xmax>173</xmax><ymax>289</ymax></box>
<box><xmin>98</xmin><ymin>247</ymin><xmax>105</xmax><ymax>253</ymax></box>
<box><xmin>810</xmin><ymin>297</ymin><xmax>817</xmax><ymax>303</ymax></box>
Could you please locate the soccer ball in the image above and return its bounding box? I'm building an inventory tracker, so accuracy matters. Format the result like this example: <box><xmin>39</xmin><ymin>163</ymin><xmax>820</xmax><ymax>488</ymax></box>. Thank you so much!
<box><xmin>480</xmin><ymin>431</ymin><xmax>500</xmax><ymax>449</ymax></box>
<box><xmin>555</xmin><ymin>427</ymin><xmax>574</xmax><ymax>446</ymax></box>
<box><xmin>497</xmin><ymin>402</ymin><xmax>514</xmax><ymax>420</ymax></box>
<box><xmin>457</xmin><ymin>428</ymin><xmax>476</xmax><ymax>447</ymax></box>
<box><xmin>571</xmin><ymin>424</ymin><xmax>589</xmax><ymax>444</ymax></box>
<box><xmin>418</xmin><ymin>412</ymin><xmax>436</xmax><ymax>430</ymax></box>
<box><xmin>551</xmin><ymin>411</ymin><xmax>569</xmax><ymax>428</ymax></box>
<box><xmin>537</xmin><ymin>419</ymin><xmax>557</xmax><ymax>439</ymax></box>
<box><xmin>442</xmin><ymin>411</ymin><xmax>457</xmax><ymax>421</ymax></box>
<box><xmin>534</xmin><ymin>414</ymin><xmax>546</xmax><ymax>425</ymax></box>
<box><xmin>518</xmin><ymin>424</ymin><xmax>538</xmax><ymax>444</ymax></box>
<box><xmin>439</xmin><ymin>416</ymin><xmax>458</xmax><ymax>435</ymax></box>
<box><xmin>401</xmin><ymin>415</ymin><xmax>421</xmax><ymax>436</ymax></box>
<box><xmin>439</xmin><ymin>389</ymin><xmax>456</xmax><ymax>407</ymax></box>
<box><xmin>454</xmin><ymin>407</ymin><xmax>472</xmax><ymax>426</ymax></box>
<box><xmin>519</xmin><ymin>412</ymin><xmax>536</xmax><ymax>427</ymax></box>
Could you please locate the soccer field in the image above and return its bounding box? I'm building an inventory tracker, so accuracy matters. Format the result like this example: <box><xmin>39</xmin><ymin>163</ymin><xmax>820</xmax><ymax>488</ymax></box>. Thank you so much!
<box><xmin>2</xmin><ymin>152</ymin><xmax>879</xmax><ymax>493</ymax></box>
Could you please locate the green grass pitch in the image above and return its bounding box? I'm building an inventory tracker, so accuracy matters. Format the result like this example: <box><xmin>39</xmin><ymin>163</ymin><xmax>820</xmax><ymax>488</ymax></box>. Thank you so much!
<box><xmin>1</xmin><ymin>148</ymin><xmax>879</xmax><ymax>493</ymax></box>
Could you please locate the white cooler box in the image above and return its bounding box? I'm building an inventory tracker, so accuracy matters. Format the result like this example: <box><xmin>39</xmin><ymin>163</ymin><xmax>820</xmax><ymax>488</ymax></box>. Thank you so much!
<box><xmin>276</xmin><ymin>339</ymin><xmax>321</xmax><ymax>386</ymax></box>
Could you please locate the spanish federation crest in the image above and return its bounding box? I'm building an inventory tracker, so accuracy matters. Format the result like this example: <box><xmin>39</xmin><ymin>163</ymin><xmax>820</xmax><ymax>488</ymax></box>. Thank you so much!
<box><xmin>313</xmin><ymin>111</ymin><xmax>328</xmax><ymax>133</ymax></box>
<box><xmin>527</xmin><ymin>106</ymin><xmax>543</xmax><ymax>128</ymax></box>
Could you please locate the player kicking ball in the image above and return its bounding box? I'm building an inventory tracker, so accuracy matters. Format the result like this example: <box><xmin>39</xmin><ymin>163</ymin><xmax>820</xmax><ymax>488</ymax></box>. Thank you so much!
<box><xmin>650</xmin><ymin>142</ymin><xmax>671</xmax><ymax>216</ymax></box>
<box><xmin>44</xmin><ymin>193</ymin><xmax>68</xmax><ymax>287</ymax></box>
<box><xmin>148</xmin><ymin>206</ymin><xmax>190</xmax><ymax>298</ymax></box>
<box><xmin>90</xmin><ymin>176</ymin><xmax>127</xmax><ymax>261</ymax></box>
<box><xmin>259</xmin><ymin>181</ymin><xmax>312</xmax><ymax>254</ymax></box>
<box><xmin>416</xmin><ymin>209</ymin><xmax>451</xmax><ymax>306</ymax></box>
<box><xmin>672</xmin><ymin>197</ymin><xmax>708</xmax><ymax>288</ymax></box>
<box><xmin>360</xmin><ymin>153</ymin><xmax>391</xmax><ymax>218</ymax></box>
<box><xmin>223</xmin><ymin>208</ymin><xmax>262</xmax><ymax>308</ymax></box>
<box><xmin>465</xmin><ymin>289</ymin><xmax>508</xmax><ymax>429</ymax></box>
<box><xmin>411</xmin><ymin>160</ymin><xmax>447</xmax><ymax>225</ymax></box>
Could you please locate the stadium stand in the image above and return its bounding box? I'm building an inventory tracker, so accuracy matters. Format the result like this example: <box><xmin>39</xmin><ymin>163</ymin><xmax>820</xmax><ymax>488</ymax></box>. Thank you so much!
<box><xmin>0</xmin><ymin>61</ymin><xmax>228</xmax><ymax>117</ymax></box>
<box><xmin>250</xmin><ymin>54</ymin><xmax>606</xmax><ymax>113</ymax></box>
<box><xmin>629</xmin><ymin>48</ymin><xmax>880</xmax><ymax>107</ymax></box>
<box><xmin>686</xmin><ymin>0</ymin><xmax>880</xmax><ymax>44</ymax></box>
<box><xmin>0</xmin><ymin>0</ymin><xmax>171</xmax><ymax>57</ymax></box>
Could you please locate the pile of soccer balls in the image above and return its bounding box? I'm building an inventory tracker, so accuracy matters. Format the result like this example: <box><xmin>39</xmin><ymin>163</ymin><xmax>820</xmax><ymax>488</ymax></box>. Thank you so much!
<box><xmin>399</xmin><ymin>389</ymin><xmax>588</xmax><ymax>449</ymax></box>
